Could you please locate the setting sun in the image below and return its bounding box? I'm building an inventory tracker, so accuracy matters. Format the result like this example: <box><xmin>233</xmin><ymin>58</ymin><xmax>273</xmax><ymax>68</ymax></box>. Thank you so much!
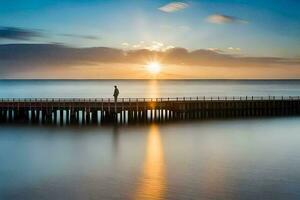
<box><xmin>146</xmin><ymin>62</ymin><xmax>161</xmax><ymax>74</ymax></box>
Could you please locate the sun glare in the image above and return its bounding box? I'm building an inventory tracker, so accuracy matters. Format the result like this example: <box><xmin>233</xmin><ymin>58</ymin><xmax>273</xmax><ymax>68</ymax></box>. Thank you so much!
<box><xmin>147</xmin><ymin>62</ymin><xmax>161</xmax><ymax>74</ymax></box>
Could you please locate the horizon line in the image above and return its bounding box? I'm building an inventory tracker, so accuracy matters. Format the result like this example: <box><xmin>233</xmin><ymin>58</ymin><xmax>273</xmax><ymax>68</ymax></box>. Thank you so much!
<box><xmin>1</xmin><ymin>78</ymin><xmax>300</xmax><ymax>81</ymax></box>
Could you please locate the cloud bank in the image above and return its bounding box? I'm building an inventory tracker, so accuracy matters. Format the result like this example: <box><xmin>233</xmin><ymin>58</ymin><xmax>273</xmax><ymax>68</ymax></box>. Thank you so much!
<box><xmin>0</xmin><ymin>44</ymin><xmax>299</xmax><ymax>79</ymax></box>
<box><xmin>0</xmin><ymin>44</ymin><xmax>298</xmax><ymax>71</ymax></box>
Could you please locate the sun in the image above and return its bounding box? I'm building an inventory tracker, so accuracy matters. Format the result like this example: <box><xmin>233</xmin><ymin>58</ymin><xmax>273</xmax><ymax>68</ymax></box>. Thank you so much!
<box><xmin>146</xmin><ymin>62</ymin><xmax>161</xmax><ymax>74</ymax></box>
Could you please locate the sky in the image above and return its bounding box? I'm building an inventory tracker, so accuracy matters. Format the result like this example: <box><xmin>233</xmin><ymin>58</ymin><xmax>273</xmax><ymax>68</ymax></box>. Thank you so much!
<box><xmin>0</xmin><ymin>0</ymin><xmax>299</xmax><ymax>79</ymax></box>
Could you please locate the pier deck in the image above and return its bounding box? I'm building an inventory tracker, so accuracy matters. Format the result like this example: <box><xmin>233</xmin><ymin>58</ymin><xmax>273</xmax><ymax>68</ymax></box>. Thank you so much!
<box><xmin>0</xmin><ymin>96</ymin><xmax>299</xmax><ymax>125</ymax></box>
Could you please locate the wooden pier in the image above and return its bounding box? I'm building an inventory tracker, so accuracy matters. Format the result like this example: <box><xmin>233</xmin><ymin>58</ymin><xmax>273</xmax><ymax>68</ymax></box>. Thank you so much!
<box><xmin>0</xmin><ymin>96</ymin><xmax>300</xmax><ymax>125</ymax></box>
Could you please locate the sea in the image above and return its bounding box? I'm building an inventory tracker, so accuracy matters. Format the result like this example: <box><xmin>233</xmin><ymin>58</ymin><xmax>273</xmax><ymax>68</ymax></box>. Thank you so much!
<box><xmin>0</xmin><ymin>80</ymin><xmax>300</xmax><ymax>200</ymax></box>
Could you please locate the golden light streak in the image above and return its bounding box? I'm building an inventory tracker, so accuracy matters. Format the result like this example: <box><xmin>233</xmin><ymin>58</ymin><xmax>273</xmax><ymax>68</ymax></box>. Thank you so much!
<box><xmin>145</xmin><ymin>79</ymin><xmax>160</xmax><ymax>99</ymax></box>
<box><xmin>134</xmin><ymin>125</ymin><xmax>166</xmax><ymax>200</ymax></box>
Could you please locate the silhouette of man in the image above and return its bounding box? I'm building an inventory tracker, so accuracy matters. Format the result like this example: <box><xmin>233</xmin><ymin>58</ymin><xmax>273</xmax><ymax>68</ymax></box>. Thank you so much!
<box><xmin>113</xmin><ymin>85</ymin><xmax>119</xmax><ymax>102</ymax></box>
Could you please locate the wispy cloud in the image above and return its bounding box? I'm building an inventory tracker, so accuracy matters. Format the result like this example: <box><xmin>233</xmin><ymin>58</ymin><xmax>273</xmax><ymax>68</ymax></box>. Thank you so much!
<box><xmin>0</xmin><ymin>26</ymin><xmax>101</xmax><ymax>42</ymax></box>
<box><xmin>159</xmin><ymin>2</ymin><xmax>189</xmax><ymax>13</ymax></box>
<box><xmin>121</xmin><ymin>42</ymin><xmax>129</xmax><ymax>47</ymax></box>
<box><xmin>121</xmin><ymin>40</ymin><xmax>174</xmax><ymax>52</ymax></box>
<box><xmin>227</xmin><ymin>47</ymin><xmax>241</xmax><ymax>51</ymax></box>
<box><xmin>206</xmin><ymin>14</ymin><xmax>248</xmax><ymax>24</ymax></box>
<box><xmin>60</xmin><ymin>33</ymin><xmax>100</xmax><ymax>40</ymax></box>
<box><xmin>207</xmin><ymin>48</ymin><xmax>222</xmax><ymax>52</ymax></box>
<box><xmin>207</xmin><ymin>47</ymin><xmax>241</xmax><ymax>53</ymax></box>
<box><xmin>0</xmin><ymin>27</ymin><xmax>42</xmax><ymax>41</ymax></box>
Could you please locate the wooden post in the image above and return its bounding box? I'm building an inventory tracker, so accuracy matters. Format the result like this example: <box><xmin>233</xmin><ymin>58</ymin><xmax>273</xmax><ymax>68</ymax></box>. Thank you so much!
<box><xmin>60</xmin><ymin>109</ymin><xmax>64</xmax><ymax>125</ymax></box>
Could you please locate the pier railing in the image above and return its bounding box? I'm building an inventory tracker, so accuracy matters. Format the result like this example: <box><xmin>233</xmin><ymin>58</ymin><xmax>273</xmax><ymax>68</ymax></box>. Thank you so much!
<box><xmin>1</xmin><ymin>96</ymin><xmax>300</xmax><ymax>103</ymax></box>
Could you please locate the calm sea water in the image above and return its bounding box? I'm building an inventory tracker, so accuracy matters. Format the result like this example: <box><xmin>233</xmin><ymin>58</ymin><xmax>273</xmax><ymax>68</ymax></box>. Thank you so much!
<box><xmin>0</xmin><ymin>80</ymin><xmax>300</xmax><ymax>98</ymax></box>
<box><xmin>1</xmin><ymin>80</ymin><xmax>300</xmax><ymax>200</ymax></box>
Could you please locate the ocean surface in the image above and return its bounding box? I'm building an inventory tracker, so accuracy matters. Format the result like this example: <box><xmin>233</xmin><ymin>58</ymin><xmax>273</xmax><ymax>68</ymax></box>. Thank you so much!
<box><xmin>1</xmin><ymin>79</ymin><xmax>300</xmax><ymax>98</ymax></box>
<box><xmin>1</xmin><ymin>80</ymin><xmax>300</xmax><ymax>200</ymax></box>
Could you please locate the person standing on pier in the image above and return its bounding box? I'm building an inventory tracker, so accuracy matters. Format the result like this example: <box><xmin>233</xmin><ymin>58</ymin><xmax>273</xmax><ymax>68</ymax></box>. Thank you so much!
<box><xmin>113</xmin><ymin>85</ymin><xmax>119</xmax><ymax>102</ymax></box>
<box><xmin>113</xmin><ymin>85</ymin><xmax>119</xmax><ymax>114</ymax></box>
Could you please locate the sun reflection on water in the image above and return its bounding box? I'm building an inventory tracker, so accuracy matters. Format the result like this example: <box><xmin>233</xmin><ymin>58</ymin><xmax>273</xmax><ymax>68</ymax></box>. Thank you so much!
<box><xmin>146</xmin><ymin>80</ymin><xmax>160</xmax><ymax>98</ymax></box>
<box><xmin>135</xmin><ymin>125</ymin><xmax>166</xmax><ymax>200</ymax></box>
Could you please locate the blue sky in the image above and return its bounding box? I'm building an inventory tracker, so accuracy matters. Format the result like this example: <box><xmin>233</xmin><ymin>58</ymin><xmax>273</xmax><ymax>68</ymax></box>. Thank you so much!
<box><xmin>0</xmin><ymin>0</ymin><xmax>300</xmax><ymax>79</ymax></box>
<box><xmin>0</xmin><ymin>0</ymin><xmax>299</xmax><ymax>57</ymax></box>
